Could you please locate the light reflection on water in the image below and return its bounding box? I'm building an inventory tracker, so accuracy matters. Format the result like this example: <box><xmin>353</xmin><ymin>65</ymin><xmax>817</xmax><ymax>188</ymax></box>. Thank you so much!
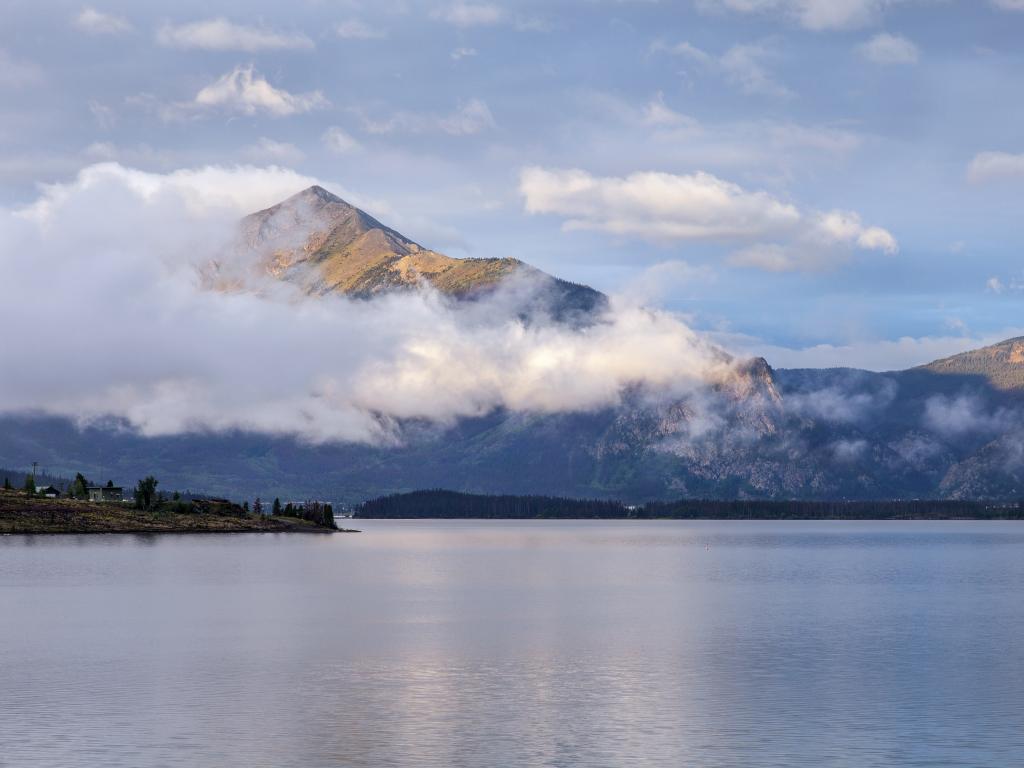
<box><xmin>2</xmin><ymin>520</ymin><xmax>1023</xmax><ymax>767</ymax></box>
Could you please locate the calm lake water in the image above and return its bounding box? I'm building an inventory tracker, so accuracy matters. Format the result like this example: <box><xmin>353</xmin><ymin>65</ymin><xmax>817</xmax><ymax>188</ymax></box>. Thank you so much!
<box><xmin>2</xmin><ymin>520</ymin><xmax>1024</xmax><ymax>767</ymax></box>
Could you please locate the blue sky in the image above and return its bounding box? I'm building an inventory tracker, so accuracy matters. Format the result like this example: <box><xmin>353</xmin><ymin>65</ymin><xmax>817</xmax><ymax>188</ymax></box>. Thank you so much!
<box><xmin>2</xmin><ymin>0</ymin><xmax>1023</xmax><ymax>369</ymax></box>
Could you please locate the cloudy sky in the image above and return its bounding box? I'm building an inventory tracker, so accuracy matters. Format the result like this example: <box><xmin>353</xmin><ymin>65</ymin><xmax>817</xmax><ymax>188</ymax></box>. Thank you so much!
<box><xmin>2</xmin><ymin>0</ymin><xmax>1023</xmax><ymax>370</ymax></box>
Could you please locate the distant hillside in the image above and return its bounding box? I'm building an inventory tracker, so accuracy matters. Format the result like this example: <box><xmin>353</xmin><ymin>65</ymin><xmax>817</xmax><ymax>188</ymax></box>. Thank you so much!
<box><xmin>919</xmin><ymin>336</ymin><xmax>1024</xmax><ymax>390</ymax></box>
<box><xmin>212</xmin><ymin>185</ymin><xmax>606</xmax><ymax>320</ymax></box>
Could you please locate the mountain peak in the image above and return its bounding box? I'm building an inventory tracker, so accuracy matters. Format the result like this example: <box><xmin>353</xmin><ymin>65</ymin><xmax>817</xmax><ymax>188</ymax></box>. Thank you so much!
<box><xmin>287</xmin><ymin>184</ymin><xmax>348</xmax><ymax>207</ymax></box>
<box><xmin>230</xmin><ymin>186</ymin><xmax>607</xmax><ymax>317</ymax></box>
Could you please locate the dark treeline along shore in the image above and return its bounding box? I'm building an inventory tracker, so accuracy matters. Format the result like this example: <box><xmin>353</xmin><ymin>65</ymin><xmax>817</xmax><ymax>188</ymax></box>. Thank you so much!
<box><xmin>355</xmin><ymin>490</ymin><xmax>1024</xmax><ymax>520</ymax></box>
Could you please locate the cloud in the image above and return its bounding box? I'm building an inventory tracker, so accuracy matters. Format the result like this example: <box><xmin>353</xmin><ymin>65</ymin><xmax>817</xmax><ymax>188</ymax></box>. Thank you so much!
<box><xmin>641</xmin><ymin>92</ymin><xmax>700</xmax><ymax>130</ymax></box>
<box><xmin>831</xmin><ymin>438</ymin><xmax>869</xmax><ymax>461</ymax></box>
<box><xmin>985</xmin><ymin>274</ymin><xmax>1024</xmax><ymax>294</ymax></box>
<box><xmin>967</xmin><ymin>151</ymin><xmax>1024</xmax><ymax>183</ymax></box>
<box><xmin>727</xmin><ymin>328</ymin><xmax>1024</xmax><ymax>371</ymax></box>
<box><xmin>322</xmin><ymin>126</ymin><xmax>361</xmax><ymax>154</ymax></box>
<box><xmin>696</xmin><ymin>0</ymin><xmax>891</xmax><ymax>31</ymax></box>
<box><xmin>451</xmin><ymin>47</ymin><xmax>478</xmax><ymax>60</ymax></box>
<box><xmin>157</xmin><ymin>19</ymin><xmax>313</xmax><ymax>51</ymax></box>
<box><xmin>88</xmin><ymin>100</ymin><xmax>117</xmax><ymax>129</ymax></box>
<box><xmin>75</xmin><ymin>7</ymin><xmax>132</xmax><ymax>35</ymax></box>
<box><xmin>786</xmin><ymin>378</ymin><xmax>898</xmax><ymax>423</ymax></box>
<box><xmin>431</xmin><ymin>3</ymin><xmax>505</xmax><ymax>27</ymax></box>
<box><xmin>193</xmin><ymin>66</ymin><xmax>327</xmax><ymax>116</ymax></box>
<box><xmin>242</xmin><ymin>138</ymin><xmax>305</xmax><ymax>164</ymax></box>
<box><xmin>0</xmin><ymin>49</ymin><xmax>43</xmax><ymax>88</ymax></box>
<box><xmin>991</xmin><ymin>0</ymin><xmax>1024</xmax><ymax>10</ymax></box>
<box><xmin>356</xmin><ymin>99</ymin><xmax>495</xmax><ymax>136</ymax></box>
<box><xmin>655</xmin><ymin>40</ymin><xmax>792</xmax><ymax>98</ymax></box>
<box><xmin>0</xmin><ymin>163</ymin><xmax>739</xmax><ymax>444</ymax></box>
<box><xmin>519</xmin><ymin>166</ymin><xmax>896</xmax><ymax>270</ymax></box>
<box><xmin>336</xmin><ymin>19</ymin><xmax>387</xmax><ymax>39</ymax></box>
<box><xmin>859</xmin><ymin>32</ymin><xmax>919</xmax><ymax>64</ymax></box>
<box><xmin>924</xmin><ymin>395</ymin><xmax>1010</xmax><ymax>436</ymax></box>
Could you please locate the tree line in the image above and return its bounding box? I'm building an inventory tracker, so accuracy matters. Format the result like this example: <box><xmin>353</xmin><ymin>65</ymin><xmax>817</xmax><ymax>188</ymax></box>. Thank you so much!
<box><xmin>354</xmin><ymin>489</ymin><xmax>1024</xmax><ymax>520</ymax></box>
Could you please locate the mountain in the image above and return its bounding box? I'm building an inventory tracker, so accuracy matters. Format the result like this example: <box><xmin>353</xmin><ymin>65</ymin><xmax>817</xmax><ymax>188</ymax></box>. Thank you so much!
<box><xmin>3</xmin><ymin>339</ymin><xmax>1024</xmax><ymax>502</ymax></box>
<box><xmin>918</xmin><ymin>336</ymin><xmax>1024</xmax><ymax>391</ymax></box>
<box><xmin>4</xmin><ymin>186</ymin><xmax>1024</xmax><ymax>503</ymax></box>
<box><xmin>213</xmin><ymin>185</ymin><xmax>605</xmax><ymax>319</ymax></box>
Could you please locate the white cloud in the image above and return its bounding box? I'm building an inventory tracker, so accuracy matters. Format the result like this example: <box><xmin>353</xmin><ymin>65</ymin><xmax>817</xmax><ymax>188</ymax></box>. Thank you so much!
<box><xmin>194</xmin><ymin>66</ymin><xmax>327</xmax><ymax>116</ymax></box>
<box><xmin>88</xmin><ymin>100</ymin><xmax>116</xmax><ymax>129</ymax></box>
<box><xmin>431</xmin><ymin>2</ymin><xmax>505</xmax><ymax>27</ymax></box>
<box><xmin>521</xmin><ymin>167</ymin><xmax>799</xmax><ymax>241</ymax></box>
<box><xmin>991</xmin><ymin>0</ymin><xmax>1024</xmax><ymax>10</ymax></box>
<box><xmin>322</xmin><ymin>126</ymin><xmax>361</xmax><ymax>154</ymax></box>
<box><xmin>336</xmin><ymin>19</ymin><xmax>387</xmax><ymax>39</ymax></box>
<box><xmin>157</xmin><ymin>19</ymin><xmax>312</xmax><ymax>51</ymax></box>
<box><xmin>0</xmin><ymin>49</ymin><xmax>43</xmax><ymax>88</ymax></box>
<box><xmin>924</xmin><ymin>395</ymin><xmax>1008</xmax><ymax>436</ymax></box>
<box><xmin>0</xmin><ymin>162</ymin><xmax>739</xmax><ymax>443</ymax></box>
<box><xmin>242</xmin><ymin>138</ymin><xmax>305</xmax><ymax>164</ymax></box>
<box><xmin>18</xmin><ymin>162</ymin><xmax>321</xmax><ymax>223</ymax></box>
<box><xmin>859</xmin><ymin>32</ymin><xmax>919</xmax><ymax>64</ymax></box>
<box><xmin>451</xmin><ymin>47</ymin><xmax>478</xmax><ymax>60</ymax></box>
<box><xmin>75</xmin><ymin>7</ymin><xmax>132</xmax><ymax>35</ymax></box>
<box><xmin>656</xmin><ymin>40</ymin><xmax>792</xmax><ymax>98</ymax></box>
<box><xmin>641</xmin><ymin>92</ymin><xmax>700</xmax><ymax>131</ymax></box>
<box><xmin>357</xmin><ymin>99</ymin><xmax>495</xmax><ymax>136</ymax></box>
<box><xmin>967</xmin><ymin>151</ymin><xmax>1024</xmax><ymax>183</ymax></box>
<box><xmin>832</xmin><ymin>438</ymin><xmax>868</xmax><ymax>461</ymax></box>
<box><xmin>727</xmin><ymin>328</ymin><xmax>1024</xmax><ymax>371</ymax></box>
<box><xmin>519</xmin><ymin>166</ymin><xmax>897</xmax><ymax>270</ymax></box>
<box><xmin>985</xmin><ymin>274</ymin><xmax>1024</xmax><ymax>294</ymax></box>
<box><xmin>696</xmin><ymin>0</ymin><xmax>891</xmax><ymax>31</ymax></box>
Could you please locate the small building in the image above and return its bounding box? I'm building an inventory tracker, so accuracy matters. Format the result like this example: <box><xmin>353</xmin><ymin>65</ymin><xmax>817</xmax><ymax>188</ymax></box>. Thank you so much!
<box><xmin>87</xmin><ymin>485</ymin><xmax>124</xmax><ymax>503</ymax></box>
<box><xmin>35</xmin><ymin>484</ymin><xmax>60</xmax><ymax>498</ymax></box>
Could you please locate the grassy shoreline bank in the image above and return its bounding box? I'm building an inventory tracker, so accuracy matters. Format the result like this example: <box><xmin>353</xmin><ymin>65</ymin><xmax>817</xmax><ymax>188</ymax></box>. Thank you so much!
<box><xmin>0</xmin><ymin>489</ymin><xmax>339</xmax><ymax>534</ymax></box>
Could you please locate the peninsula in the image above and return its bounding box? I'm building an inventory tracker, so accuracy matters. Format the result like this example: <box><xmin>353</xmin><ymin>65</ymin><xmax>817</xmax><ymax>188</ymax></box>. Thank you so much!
<box><xmin>0</xmin><ymin>488</ymin><xmax>340</xmax><ymax>534</ymax></box>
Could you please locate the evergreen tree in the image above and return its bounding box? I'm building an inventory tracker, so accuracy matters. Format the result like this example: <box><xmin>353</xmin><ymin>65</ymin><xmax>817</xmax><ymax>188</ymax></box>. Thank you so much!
<box><xmin>253</xmin><ymin>497</ymin><xmax>263</xmax><ymax>516</ymax></box>
<box><xmin>272</xmin><ymin>498</ymin><xmax>282</xmax><ymax>516</ymax></box>
<box><xmin>133</xmin><ymin>476</ymin><xmax>159</xmax><ymax>511</ymax></box>
<box><xmin>3</xmin><ymin>477</ymin><xmax>10</xmax><ymax>491</ymax></box>
<box><xmin>242</xmin><ymin>501</ymin><xmax>250</xmax><ymax>516</ymax></box>
<box><xmin>23</xmin><ymin>474</ymin><xmax>35</xmax><ymax>494</ymax></box>
<box><xmin>70</xmin><ymin>472</ymin><xmax>89</xmax><ymax>499</ymax></box>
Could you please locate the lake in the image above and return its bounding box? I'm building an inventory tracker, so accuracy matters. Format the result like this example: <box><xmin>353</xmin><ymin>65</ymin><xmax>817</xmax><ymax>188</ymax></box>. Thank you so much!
<box><xmin>2</xmin><ymin>520</ymin><xmax>1023</xmax><ymax>767</ymax></box>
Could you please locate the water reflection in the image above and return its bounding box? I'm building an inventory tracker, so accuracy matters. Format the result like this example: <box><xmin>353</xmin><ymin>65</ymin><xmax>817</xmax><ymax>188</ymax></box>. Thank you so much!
<box><xmin>1</xmin><ymin>521</ymin><xmax>1023</xmax><ymax>766</ymax></box>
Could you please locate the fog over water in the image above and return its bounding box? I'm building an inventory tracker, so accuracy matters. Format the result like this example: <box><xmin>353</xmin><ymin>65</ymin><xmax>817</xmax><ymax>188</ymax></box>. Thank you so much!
<box><xmin>2</xmin><ymin>521</ymin><xmax>1023</xmax><ymax>767</ymax></box>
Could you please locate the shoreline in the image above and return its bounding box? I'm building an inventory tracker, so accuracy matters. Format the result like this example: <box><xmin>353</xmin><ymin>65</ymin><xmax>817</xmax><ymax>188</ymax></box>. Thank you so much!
<box><xmin>0</xmin><ymin>489</ymin><xmax>345</xmax><ymax>535</ymax></box>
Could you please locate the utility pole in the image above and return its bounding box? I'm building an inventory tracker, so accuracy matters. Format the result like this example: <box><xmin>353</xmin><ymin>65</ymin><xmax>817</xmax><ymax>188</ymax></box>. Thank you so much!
<box><xmin>32</xmin><ymin>461</ymin><xmax>38</xmax><ymax>479</ymax></box>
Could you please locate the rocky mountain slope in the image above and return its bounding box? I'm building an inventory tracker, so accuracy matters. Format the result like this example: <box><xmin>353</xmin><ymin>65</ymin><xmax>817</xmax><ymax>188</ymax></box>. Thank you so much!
<box><xmin>210</xmin><ymin>185</ymin><xmax>605</xmax><ymax>319</ymax></box>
